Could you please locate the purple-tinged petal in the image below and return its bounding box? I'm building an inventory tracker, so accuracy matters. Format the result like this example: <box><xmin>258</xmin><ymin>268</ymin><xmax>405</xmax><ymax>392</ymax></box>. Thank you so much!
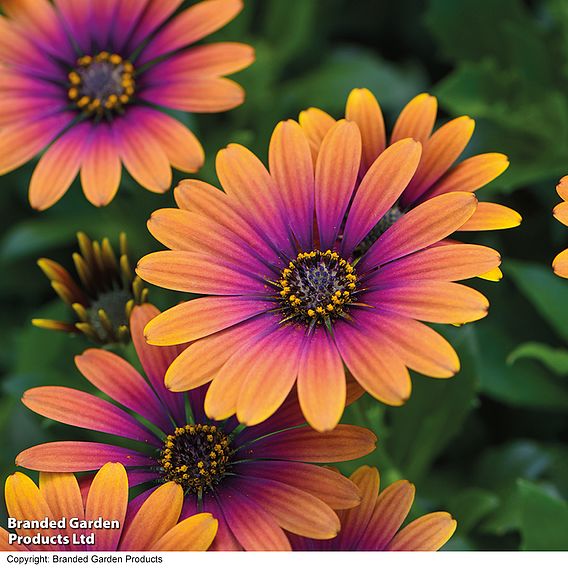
<box><xmin>22</xmin><ymin>386</ymin><xmax>161</xmax><ymax>445</ymax></box>
<box><xmin>16</xmin><ymin>442</ymin><xmax>154</xmax><ymax>472</ymax></box>
<box><xmin>75</xmin><ymin>348</ymin><xmax>172</xmax><ymax>433</ymax></box>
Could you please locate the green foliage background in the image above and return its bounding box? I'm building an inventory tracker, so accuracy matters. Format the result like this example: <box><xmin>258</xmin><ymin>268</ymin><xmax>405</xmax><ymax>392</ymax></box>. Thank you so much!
<box><xmin>1</xmin><ymin>0</ymin><xmax>567</xmax><ymax>551</ymax></box>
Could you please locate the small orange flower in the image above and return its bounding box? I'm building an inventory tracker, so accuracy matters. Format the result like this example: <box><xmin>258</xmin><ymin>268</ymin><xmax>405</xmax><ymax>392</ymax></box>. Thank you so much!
<box><xmin>553</xmin><ymin>176</ymin><xmax>568</xmax><ymax>278</ymax></box>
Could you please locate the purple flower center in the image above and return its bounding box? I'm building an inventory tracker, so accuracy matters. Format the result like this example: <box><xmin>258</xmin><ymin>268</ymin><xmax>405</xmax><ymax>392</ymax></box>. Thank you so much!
<box><xmin>277</xmin><ymin>250</ymin><xmax>358</xmax><ymax>327</ymax></box>
<box><xmin>158</xmin><ymin>424</ymin><xmax>232</xmax><ymax>494</ymax></box>
<box><xmin>67</xmin><ymin>52</ymin><xmax>135</xmax><ymax>117</ymax></box>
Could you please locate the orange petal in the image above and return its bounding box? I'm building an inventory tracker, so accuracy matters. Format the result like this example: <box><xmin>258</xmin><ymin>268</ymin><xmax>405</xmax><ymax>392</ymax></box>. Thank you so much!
<box><xmin>142</xmin><ymin>77</ymin><xmax>245</xmax><ymax>113</ymax></box>
<box><xmin>0</xmin><ymin>527</ymin><xmax>28</xmax><ymax>551</ymax></box>
<box><xmin>337</xmin><ymin>466</ymin><xmax>380</xmax><ymax>549</ymax></box>
<box><xmin>0</xmin><ymin>113</ymin><xmax>70</xmax><ymax>176</ymax></box>
<box><xmin>119</xmin><ymin>482</ymin><xmax>183</xmax><ymax>550</ymax></box>
<box><xmin>144</xmin><ymin>296</ymin><xmax>270</xmax><ymax>345</ymax></box>
<box><xmin>139</xmin><ymin>109</ymin><xmax>204</xmax><ymax>173</ymax></box>
<box><xmin>173</xmin><ymin>179</ymin><xmax>277</xmax><ymax>260</ymax></box>
<box><xmin>165</xmin><ymin>317</ymin><xmax>266</xmax><ymax>392</ymax></box>
<box><xmin>251</xmin><ymin>424</ymin><xmax>377</xmax><ymax>463</ymax></box>
<box><xmin>243</xmin><ymin>462</ymin><xmax>361</xmax><ymax>511</ymax></box>
<box><xmin>376</xmin><ymin>243</ymin><xmax>501</xmax><ymax>282</ymax></box>
<box><xmin>362</xmin><ymin>480</ymin><xmax>415</xmax><ymax>549</ymax></box>
<box><xmin>148</xmin><ymin>42</ymin><xmax>254</xmax><ymax>79</ymax></box>
<box><xmin>553</xmin><ymin>200</ymin><xmax>568</xmax><ymax>227</ymax></box>
<box><xmin>335</xmin><ymin>322</ymin><xmax>411</xmax><ymax>405</ymax></box>
<box><xmin>553</xmin><ymin>248</ymin><xmax>568</xmax><ymax>278</ymax></box>
<box><xmin>372</xmin><ymin>313</ymin><xmax>460</xmax><ymax>379</ymax></box>
<box><xmin>315</xmin><ymin>120</ymin><xmax>362</xmax><ymax>248</ymax></box>
<box><xmin>237</xmin><ymin>477</ymin><xmax>340</xmax><ymax>539</ymax></box>
<box><xmin>391</xmin><ymin>93</ymin><xmax>437</xmax><ymax>144</ymax></box>
<box><xmin>85</xmin><ymin>463</ymin><xmax>128</xmax><ymax>551</ymax></box>
<box><xmin>80</xmin><ymin>123</ymin><xmax>121</xmax><ymax>207</ymax></box>
<box><xmin>220</xmin><ymin>489</ymin><xmax>291</xmax><ymax>551</ymax></box>
<box><xmin>268</xmin><ymin>119</ymin><xmax>315</xmax><ymax>248</ymax></box>
<box><xmin>403</xmin><ymin>116</ymin><xmax>475</xmax><ymax>205</ymax></box>
<box><xmin>139</xmin><ymin>0</ymin><xmax>244</xmax><ymax>63</ymax></box>
<box><xmin>345</xmin><ymin>88</ymin><xmax>386</xmax><ymax>172</ymax></box>
<box><xmin>236</xmin><ymin>328</ymin><xmax>304</xmax><ymax>425</ymax></box>
<box><xmin>298</xmin><ymin>107</ymin><xmax>336</xmax><ymax>163</ymax></box>
<box><xmin>386</xmin><ymin>511</ymin><xmax>457</xmax><ymax>551</ymax></box>
<box><xmin>361</xmin><ymin>192</ymin><xmax>478</xmax><ymax>270</ymax></box>
<box><xmin>204</xmin><ymin>329</ymin><xmax>271</xmax><ymax>420</ymax></box>
<box><xmin>39</xmin><ymin>472</ymin><xmax>84</xmax><ymax>550</ymax></box>
<box><xmin>136</xmin><ymin>250</ymin><xmax>262</xmax><ymax>295</ymax></box>
<box><xmin>147</xmin><ymin>208</ymin><xmax>266</xmax><ymax>274</ymax></box>
<box><xmin>556</xmin><ymin>176</ymin><xmax>568</xmax><ymax>201</ymax></box>
<box><xmin>297</xmin><ymin>329</ymin><xmax>346</xmax><ymax>432</ymax></box>
<box><xmin>29</xmin><ymin>124</ymin><xmax>89</xmax><ymax>210</ymax></box>
<box><xmin>215</xmin><ymin>143</ymin><xmax>288</xmax><ymax>245</ymax></box>
<box><xmin>113</xmin><ymin>114</ymin><xmax>172</xmax><ymax>193</ymax></box>
<box><xmin>342</xmin><ymin>138</ymin><xmax>422</xmax><ymax>254</ymax></box>
<box><xmin>153</xmin><ymin>513</ymin><xmax>218</xmax><ymax>551</ymax></box>
<box><xmin>427</xmin><ymin>152</ymin><xmax>509</xmax><ymax>198</ymax></box>
<box><xmin>5</xmin><ymin>473</ymin><xmax>58</xmax><ymax>550</ymax></box>
<box><xmin>374</xmin><ymin>281</ymin><xmax>489</xmax><ymax>324</ymax></box>
<box><xmin>458</xmin><ymin>201</ymin><xmax>522</xmax><ymax>231</ymax></box>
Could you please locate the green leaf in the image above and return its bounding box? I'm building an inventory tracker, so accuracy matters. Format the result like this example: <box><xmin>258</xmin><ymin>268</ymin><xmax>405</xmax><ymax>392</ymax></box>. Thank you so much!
<box><xmin>509</xmin><ymin>342</ymin><xmax>568</xmax><ymax>376</ymax></box>
<box><xmin>448</xmin><ymin>488</ymin><xmax>500</xmax><ymax>535</ymax></box>
<box><xmin>385</xmin><ymin>326</ymin><xmax>478</xmax><ymax>481</ymax></box>
<box><xmin>518</xmin><ymin>479</ymin><xmax>568</xmax><ymax>550</ymax></box>
<box><xmin>507</xmin><ymin>260</ymin><xmax>568</xmax><ymax>344</ymax></box>
<box><xmin>282</xmin><ymin>46</ymin><xmax>427</xmax><ymax>117</ymax></box>
<box><xmin>473</xmin><ymin>321</ymin><xmax>568</xmax><ymax>409</ymax></box>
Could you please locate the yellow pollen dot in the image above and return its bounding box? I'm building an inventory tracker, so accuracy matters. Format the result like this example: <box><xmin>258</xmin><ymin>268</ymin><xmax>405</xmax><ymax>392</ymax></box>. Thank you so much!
<box><xmin>68</xmin><ymin>88</ymin><xmax>78</xmax><ymax>100</ymax></box>
<box><xmin>109</xmin><ymin>54</ymin><xmax>122</xmax><ymax>64</ymax></box>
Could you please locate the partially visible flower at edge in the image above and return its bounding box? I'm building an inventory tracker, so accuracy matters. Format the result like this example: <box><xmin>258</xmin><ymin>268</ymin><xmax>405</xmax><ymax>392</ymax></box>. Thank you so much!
<box><xmin>290</xmin><ymin>466</ymin><xmax>456</xmax><ymax>551</ymax></box>
<box><xmin>1</xmin><ymin>462</ymin><xmax>217</xmax><ymax>551</ymax></box>
<box><xmin>16</xmin><ymin>303</ymin><xmax>376</xmax><ymax>551</ymax></box>
<box><xmin>32</xmin><ymin>232</ymin><xmax>147</xmax><ymax>345</ymax></box>
<box><xmin>0</xmin><ymin>0</ymin><xmax>254</xmax><ymax>209</ymax></box>
<box><xmin>553</xmin><ymin>176</ymin><xmax>568</xmax><ymax>278</ymax></box>
<box><xmin>300</xmin><ymin>88</ymin><xmax>522</xmax><ymax>281</ymax></box>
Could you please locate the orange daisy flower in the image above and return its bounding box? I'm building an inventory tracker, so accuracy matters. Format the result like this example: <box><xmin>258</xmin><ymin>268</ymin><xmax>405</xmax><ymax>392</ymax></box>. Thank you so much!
<box><xmin>300</xmin><ymin>88</ymin><xmax>521</xmax><ymax>279</ymax></box>
<box><xmin>553</xmin><ymin>176</ymin><xmax>568</xmax><ymax>278</ymax></box>
<box><xmin>0</xmin><ymin>0</ymin><xmax>253</xmax><ymax>209</ymax></box>
<box><xmin>290</xmin><ymin>466</ymin><xmax>456</xmax><ymax>551</ymax></box>
<box><xmin>1</xmin><ymin>462</ymin><xmax>217</xmax><ymax>551</ymax></box>
<box><xmin>137</xmin><ymin>119</ymin><xmax>498</xmax><ymax>431</ymax></box>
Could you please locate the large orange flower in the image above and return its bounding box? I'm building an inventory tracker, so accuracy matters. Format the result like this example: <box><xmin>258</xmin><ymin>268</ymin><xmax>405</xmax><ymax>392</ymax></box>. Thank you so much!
<box><xmin>300</xmin><ymin>88</ymin><xmax>521</xmax><ymax>280</ymax></box>
<box><xmin>137</xmin><ymin>119</ymin><xmax>498</xmax><ymax>431</ymax></box>
<box><xmin>0</xmin><ymin>0</ymin><xmax>253</xmax><ymax>209</ymax></box>
<box><xmin>553</xmin><ymin>176</ymin><xmax>568</xmax><ymax>278</ymax></box>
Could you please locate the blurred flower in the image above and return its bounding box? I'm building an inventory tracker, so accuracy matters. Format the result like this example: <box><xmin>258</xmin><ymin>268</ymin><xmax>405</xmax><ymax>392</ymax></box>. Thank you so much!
<box><xmin>32</xmin><ymin>232</ymin><xmax>147</xmax><ymax>345</ymax></box>
<box><xmin>290</xmin><ymin>466</ymin><xmax>456</xmax><ymax>551</ymax></box>
<box><xmin>136</xmin><ymin>119</ymin><xmax>498</xmax><ymax>431</ymax></box>
<box><xmin>1</xmin><ymin>462</ymin><xmax>217</xmax><ymax>551</ymax></box>
<box><xmin>17</xmin><ymin>304</ymin><xmax>375</xmax><ymax>551</ymax></box>
<box><xmin>0</xmin><ymin>0</ymin><xmax>254</xmax><ymax>209</ymax></box>
<box><xmin>553</xmin><ymin>176</ymin><xmax>568</xmax><ymax>278</ymax></box>
<box><xmin>300</xmin><ymin>88</ymin><xmax>522</xmax><ymax>280</ymax></box>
